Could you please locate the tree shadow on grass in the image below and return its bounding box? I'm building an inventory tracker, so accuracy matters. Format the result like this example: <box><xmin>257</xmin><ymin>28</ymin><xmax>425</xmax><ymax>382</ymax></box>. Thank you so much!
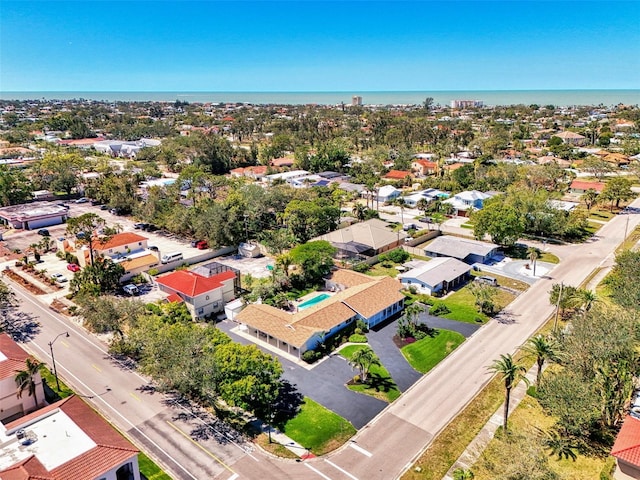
<box><xmin>272</xmin><ymin>380</ymin><xmax>304</xmax><ymax>429</ymax></box>
<box><xmin>0</xmin><ymin>307</ymin><xmax>41</xmax><ymax>342</ymax></box>
<box><xmin>365</xmin><ymin>373</ymin><xmax>396</xmax><ymax>393</ymax></box>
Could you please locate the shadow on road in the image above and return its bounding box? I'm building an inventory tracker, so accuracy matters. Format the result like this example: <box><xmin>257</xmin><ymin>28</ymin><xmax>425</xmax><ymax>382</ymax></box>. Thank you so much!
<box><xmin>1</xmin><ymin>306</ymin><xmax>40</xmax><ymax>342</ymax></box>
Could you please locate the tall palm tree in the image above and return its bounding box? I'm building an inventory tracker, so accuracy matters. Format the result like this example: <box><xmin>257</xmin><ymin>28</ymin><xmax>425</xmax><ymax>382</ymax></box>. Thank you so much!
<box><xmin>570</xmin><ymin>288</ymin><xmax>598</xmax><ymax>313</ymax></box>
<box><xmin>276</xmin><ymin>253</ymin><xmax>292</xmax><ymax>278</ymax></box>
<box><xmin>349</xmin><ymin>347</ymin><xmax>380</xmax><ymax>383</ymax></box>
<box><xmin>352</xmin><ymin>203</ymin><xmax>367</xmax><ymax>222</ymax></box>
<box><xmin>431</xmin><ymin>212</ymin><xmax>445</xmax><ymax>232</ymax></box>
<box><xmin>404</xmin><ymin>303</ymin><xmax>425</xmax><ymax>326</ymax></box>
<box><xmin>394</xmin><ymin>197</ymin><xmax>406</xmax><ymax>225</ymax></box>
<box><xmin>489</xmin><ymin>354</ymin><xmax>529</xmax><ymax>432</ymax></box>
<box><xmin>523</xmin><ymin>335</ymin><xmax>559</xmax><ymax>386</ymax></box>
<box><xmin>527</xmin><ymin>246</ymin><xmax>539</xmax><ymax>276</ymax></box>
<box><xmin>15</xmin><ymin>358</ymin><xmax>44</xmax><ymax>408</ymax></box>
<box><xmin>582</xmin><ymin>188</ymin><xmax>600</xmax><ymax>212</ymax></box>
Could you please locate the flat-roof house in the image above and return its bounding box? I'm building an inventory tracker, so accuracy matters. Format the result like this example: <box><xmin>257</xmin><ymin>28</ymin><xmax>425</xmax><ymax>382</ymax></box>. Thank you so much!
<box><xmin>0</xmin><ymin>202</ymin><xmax>69</xmax><ymax>230</ymax></box>
<box><xmin>157</xmin><ymin>269</ymin><xmax>236</xmax><ymax>319</ymax></box>
<box><xmin>264</xmin><ymin>170</ymin><xmax>310</xmax><ymax>185</ymax></box>
<box><xmin>443</xmin><ymin>190</ymin><xmax>493</xmax><ymax>217</ymax></box>
<box><xmin>314</xmin><ymin>218</ymin><xmax>407</xmax><ymax>259</ymax></box>
<box><xmin>611</xmin><ymin>415</ymin><xmax>640</xmax><ymax>480</ymax></box>
<box><xmin>424</xmin><ymin>236</ymin><xmax>499</xmax><ymax>265</ymax></box>
<box><xmin>398</xmin><ymin>258</ymin><xmax>472</xmax><ymax>295</ymax></box>
<box><xmin>0</xmin><ymin>396</ymin><xmax>140</xmax><ymax>480</ymax></box>
<box><xmin>236</xmin><ymin>272</ymin><xmax>404</xmax><ymax>357</ymax></box>
<box><xmin>0</xmin><ymin>334</ymin><xmax>45</xmax><ymax>422</ymax></box>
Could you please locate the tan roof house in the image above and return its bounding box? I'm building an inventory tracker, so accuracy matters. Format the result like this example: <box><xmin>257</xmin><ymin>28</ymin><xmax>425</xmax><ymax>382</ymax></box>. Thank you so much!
<box><xmin>236</xmin><ymin>271</ymin><xmax>405</xmax><ymax>358</ymax></box>
<box><xmin>554</xmin><ymin>131</ymin><xmax>586</xmax><ymax>146</ymax></box>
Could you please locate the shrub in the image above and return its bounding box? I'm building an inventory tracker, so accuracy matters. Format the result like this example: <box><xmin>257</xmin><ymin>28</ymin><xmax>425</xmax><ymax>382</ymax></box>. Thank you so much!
<box><xmin>356</xmin><ymin>319</ymin><xmax>369</xmax><ymax>333</ymax></box>
<box><xmin>302</xmin><ymin>350</ymin><xmax>322</xmax><ymax>364</ymax></box>
<box><xmin>352</xmin><ymin>262</ymin><xmax>370</xmax><ymax>273</ymax></box>
<box><xmin>349</xmin><ymin>333</ymin><xmax>368</xmax><ymax>343</ymax></box>
<box><xmin>387</xmin><ymin>249</ymin><xmax>410</xmax><ymax>263</ymax></box>
<box><xmin>408</xmin><ymin>285</ymin><xmax>417</xmax><ymax>294</ymax></box>
<box><xmin>148</xmin><ymin>268</ymin><xmax>159</xmax><ymax>276</ymax></box>
<box><xmin>430</xmin><ymin>303</ymin><xmax>451</xmax><ymax>316</ymax></box>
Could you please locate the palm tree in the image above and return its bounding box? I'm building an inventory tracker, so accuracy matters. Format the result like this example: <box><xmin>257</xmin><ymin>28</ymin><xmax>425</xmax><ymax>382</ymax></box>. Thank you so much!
<box><xmin>352</xmin><ymin>203</ymin><xmax>367</xmax><ymax>222</ymax></box>
<box><xmin>349</xmin><ymin>347</ymin><xmax>380</xmax><ymax>383</ymax></box>
<box><xmin>431</xmin><ymin>212</ymin><xmax>445</xmax><ymax>232</ymax></box>
<box><xmin>570</xmin><ymin>288</ymin><xmax>598</xmax><ymax>313</ymax></box>
<box><xmin>527</xmin><ymin>246</ymin><xmax>539</xmax><ymax>276</ymax></box>
<box><xmin>394</xmin><ymin>197</ymin><xmax>406</xmax><ymax>225</ymax></box>
<box><xmin>582</xmin><ymin>188</ymin><xmax>600</xmax><ymax>212</ymax></box>
<box><xmin>523</xmin><ymin>335</ymin><xmax>559</xmax><ymax>386</ymax></box>
<box><xmin>29</xmin><ymin>243</ymin><xmax>41</xmax><ymax>262</ymax></box>
<box><xmin>489</xmin><ymin>354</ymin><xmax>529</xmax><ymax>432</ymax></box>
<box><xmin>404</xmin><ymin>303</ymin><xmax>425</xmax><ymax>326</ymax></box>
<box><xmin>276</xmin><ymin>253</ymin><xmax>292</xmax><ymax>278</ymax></box>
<box><xmin>453</xmin><ymin>468</ymin><xmax>475</xmax><ymax>480</ymax></box>
<box><xmin>15</xmin><ymin>358</ymin><xmax>44</xmax><ymax>409</ymax></box>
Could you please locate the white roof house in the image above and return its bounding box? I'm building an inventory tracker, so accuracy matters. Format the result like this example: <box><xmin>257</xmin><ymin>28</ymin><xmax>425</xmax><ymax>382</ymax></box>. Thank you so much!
<box><xmin>398</xmin><ymin>257</ymin><xmax>472</xmax><ymax>295</ymax></box>
<box><xmin>424</xmin><ymin>236</ymin><xmax>499</xmax><ymax>265</ymax></box>
<box><xmin>376</xmin><ymin>185</ymin><xmax>401</xmax><ymax>203</ymax></box>
<box><xmin>443</xmin><ymin>190</ymin><xmax>493</xmax><ymax>216</ymax></box>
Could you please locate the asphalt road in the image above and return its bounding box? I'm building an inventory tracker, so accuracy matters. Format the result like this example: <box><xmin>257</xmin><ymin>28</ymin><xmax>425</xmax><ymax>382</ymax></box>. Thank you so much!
<box><xmin>4</xmin><ymin>196</ymin><xmax>639</xmax><ymax>480</ymax></box>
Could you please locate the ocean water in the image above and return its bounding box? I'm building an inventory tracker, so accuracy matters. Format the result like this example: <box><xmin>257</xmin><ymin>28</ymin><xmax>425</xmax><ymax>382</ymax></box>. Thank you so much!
<box><xmin>1</xmin><ymin>90</ymin><xmax>639</xmax><ymax>107</ymax></box>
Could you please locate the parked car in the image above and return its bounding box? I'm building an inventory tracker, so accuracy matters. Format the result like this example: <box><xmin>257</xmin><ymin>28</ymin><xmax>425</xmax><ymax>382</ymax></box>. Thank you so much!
<box><xmin>51</xmin><ymin>273</ymin><xmax>68</xmax><ymax>283</ymax></box>
<box><xmin>196</xmin><ymin>240</ymin><xmax>208</xmax><ymax>250</ymax></box>
<box><xmin>100</xmin><ymin>205</ymin><xmax>109</xmax><ymax>210</ymax></box>
<box><xmin>148</xmin><ymin>245</ymin><xmax>159</xmax><ymax>252</ymax></box>
<box><xmin>144</xmin><ymin>224</ymin><xmax>159</xmax><ymax>232</ymax></box>
<box><xmin>90</xmin><ymin>199</ymin><xmax>101</xmax><ymax>205</ymax></box>
<box><xmin>123</xmin><ymin>284</ymin><xmax>139</xmax><ymax>296</ymax></box>
<box><xmin>475</xmin><ymin>275</ymin><xmax>498</xmax><ymax>286</ymax></box>
<box><xmin>37</xmin><ymin>229</ymin><xmax>50</xmax><ymax>236</ymax></box>
<box><xmin>66</xmin><ymin>263</ymin><xmax>80</xmax><ymax>272</ymax></box>
<box><xmin>134</xmin><ymin>223</ymin><xmax>148</xmax><ymax>230</ymax></box>
<box><xmin>75</xmin><ymin>197</ymin><xmax>88</xmax><ymax>204</ymax></box>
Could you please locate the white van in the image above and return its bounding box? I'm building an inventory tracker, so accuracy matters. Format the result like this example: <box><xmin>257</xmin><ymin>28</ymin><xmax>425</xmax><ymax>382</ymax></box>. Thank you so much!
<box><xmin>161</xmin><ymin>252</ymin><xmax>183</xmax><ymax>264</ymax></box>
<box><xmin>123</xmin><ymin>284</ymin><xmax>139</xmax><ymax>296</ymax></box>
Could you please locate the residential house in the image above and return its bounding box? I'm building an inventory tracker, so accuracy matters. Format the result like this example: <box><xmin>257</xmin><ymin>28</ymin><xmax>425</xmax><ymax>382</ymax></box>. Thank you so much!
<box><xmin>403</xmin><ymin>188</ymin><xmax>449</xmax><ymax>208</ymax></box>
<box><xmin>443</xmin><ymin>190</ymin><xmax>493</xmax><ymax>217</ymax></box>
<box><xmin>611</xmin><ymin>415</ymin><xmax>640</xmax><ymax>480</ymax></box>
<box><xmin>398</xmin><ymin>258</ymin><xmax>472</xmax><ymax>295</ymax></box>
<box><xmin>264</xmin><ymin>170</ymin><xmax>310</xmax><ymax>185</ymax></box>
<box><xmin>270</xmin><ymin>157</ymin><xmax>295</xmax><ymax>168</ymax></box>
<box><xmin>411</xmin><ymin>159</ymin><xmax>438</xmax><ymax>176</ymax></box>
<box><xmin>314</xmin><ymin>218</ymin><xmax>407</xmax><ymax>259</ymax></box>
<box><xmin>157</xmin><ymin>268</ymin><xmax>237</xmax><ymax>318</ymax></box>
<box><xmin>569</xmin><ymin>180</ymin><xmax>605</xmax><ymax>194</ymax></box>
<box><xmin>375</xmin><ymin>185</ymin><xmax>401</xmax><ymax>203</ymax></box>
<box><xmin>554</xmin><ymin>131</ymin><xmax>587</xmax><ymax>146</ymax></box>
<box><xmin>0</xmin><ymin>202</ymin><xmax>69</xmax><ymax>230</ymax></box>
<box><xmin>424</xmin><ymin>236</ymin><xmax>499</xmax><ymax>265</ymax></box>
<box><xmin>236</xmin><ymin>271</ymin><xmax>404</xmax><ymax>357</ymax></box>
<box><xmin>0</xmin><ymin>334</ymin><xmax>45</xmax><ymax>422</ymax></box>
<box><xmin>383</xmin><ymin>170</ymin><xmax>414</xmax><ymax>182</ymax></box>
<box><xmin>0</xmin><ymin>396</ymin><xmax>140</xmax><ymax>480</ymax></box>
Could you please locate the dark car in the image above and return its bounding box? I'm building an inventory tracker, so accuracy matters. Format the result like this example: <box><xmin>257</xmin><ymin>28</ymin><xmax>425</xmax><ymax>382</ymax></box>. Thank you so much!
<box><xmin>90</xmin><ymin>199</ymin><xmax>101</xmax><ymax>206</ymax></box>
<box><xmin>100</xmin><ymin>205</ymin><xmax>109</xmax><ymax>210</ymax></box>
<box><xmin>134</xmin><ymin>223</ymin><xmax>148</xmax><ymax>230</ymax></box>
<box><xmin>145</xmin><ymin>224</ymin><xmax>159</xmax><ymax>232</ymax></box>
<box><xmin>37</xmin><ymin>229</ymin><xmax>50</xmax><ymax>236</ymax></box>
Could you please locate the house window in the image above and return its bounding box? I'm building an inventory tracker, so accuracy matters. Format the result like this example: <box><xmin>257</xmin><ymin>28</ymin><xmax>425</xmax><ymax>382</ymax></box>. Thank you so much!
<box><xmin>197</xmin><ymin>308</ymin><xmax>204</xmax><ymax>315</ymax></box>
<box><xmin>213</xmin><ymin>301</ymin><xmax>219</xmax><ymax>309</ymax></box>
<box><xmin>138</xmin><ymin>242</ymin><xmax>142</xmax><ymax>246</ymax></box>
<box><xmin>206</xmin><ymin>295</ymin><xmax>210</xmax><ymax>300</ymax></box>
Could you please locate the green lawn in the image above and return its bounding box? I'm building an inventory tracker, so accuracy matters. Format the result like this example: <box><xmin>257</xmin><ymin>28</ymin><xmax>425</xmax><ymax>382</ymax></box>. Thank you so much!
<box><xmin>339</xmin><ymin>345</ymin><xmax>401</xmax><ymax>402</ymax></box>
<box><xmin>588</xmin><ymin>209</ymin><xmax>616</xmax><ymax>221</ymax></box>
<box><xmin>138</xmin><ymin>452</ymin><xmax>173</xmax><ymax>480</ymax></box>
<box><xmin>283</xmin><ymin>397</ymin><xmax>356</xmax><ymax>455</ymax></box>
<box><xmin>584</xmin><ymin>221</ymin><xmax>602</xmax><ymax>235</ymax></box>
<box><xmin>367</xmin><ymin>262</ymin><xmax>401</xmax><ymax>277</ymax></box>
<box><xmin>538</xmin><ymin>251</ymin><xmax>560</xmax><ymax>264</ymax></box>
<box><xmin>401</xmin><ymin>329</ymin><xmax>465</xmax><ymax>373</ymax></box>
<box><xmin>437</xmin><ymin>286</ymin><xmax>517</xmax><ymax>324</ymax></box>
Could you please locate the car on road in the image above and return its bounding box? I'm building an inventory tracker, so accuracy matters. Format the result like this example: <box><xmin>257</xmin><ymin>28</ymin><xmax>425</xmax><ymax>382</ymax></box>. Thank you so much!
<box><xmin>134</xmin><ymin>223</ymin><xmax>148</xmax><ymax>230</ymax></box>
<box><xmin>100</xmin><ymin>205</ymin><xmax>109</xmax><ymax>210</ymax></box>
<box><xmin>75</xmin><ymin>197</ymin><xmax>88</xmax><ymax>204</ymax></box>
<box><xmin>51</xmin><ymin>273</ymin><xmax>68</xmax><ymax>283</ymax></box>
<box><xmin>67</xmin><ymin>263</ymin><xmax>80</xmax><ymax>272</ymax></box>
<box><xmin>148</xmin><ymin>245</ymin><xmax>159</xmax><ymax>251</ymax></box>
<box><xmin>37</xmin><ymin>229</ymin><xmax>50</xmax><ymax>236</ymax></box>
<box><xmin>196</xmin><ymin>240</ymin><xmax>208</xmax><ymax>250</ymax></box>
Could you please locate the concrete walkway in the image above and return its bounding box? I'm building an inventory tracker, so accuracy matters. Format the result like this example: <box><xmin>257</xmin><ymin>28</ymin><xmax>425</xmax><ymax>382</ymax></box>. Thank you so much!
<box><xmin>442</xmin><ymin>365</ymin><xmax>539</xmax><ymax>479</ymax></box>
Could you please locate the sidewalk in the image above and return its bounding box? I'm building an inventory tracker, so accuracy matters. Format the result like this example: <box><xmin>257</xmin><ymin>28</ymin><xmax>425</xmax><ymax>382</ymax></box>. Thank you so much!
<box><xmin>442</xmin><ymin>365</ymin><xmax>538</xmax><ymax>479</ymax></box>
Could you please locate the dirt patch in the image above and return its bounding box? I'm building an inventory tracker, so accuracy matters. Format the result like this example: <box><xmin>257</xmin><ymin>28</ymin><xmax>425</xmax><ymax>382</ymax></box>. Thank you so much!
<box><xmin>2</xmin><ymin>268</ymin><xmax>48</xmax><ymax>295</ymax></box>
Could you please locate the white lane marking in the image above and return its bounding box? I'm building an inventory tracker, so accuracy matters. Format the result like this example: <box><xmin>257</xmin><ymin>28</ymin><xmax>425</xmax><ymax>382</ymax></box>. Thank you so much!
<box><xmin>227</xmin><ymin>474</ymin><xmax>239</xmax><ymax>480</ymax></box>
<box><xmin>28</xmin><ymin>342</ymin><xmax>199</xmax><ymax>480</ymax></box>
<box><xmin>305</xmin><ymin>463</ymin><xmax>332</xmax><ymax>480</ymax></box>
<box><xmin>349</xmin><ymin>442</ymin><xmax>372</xmax><ymax>457</ymax></box>
<box><xmin>325</xmin><ymin>459</ymin><xmax>359</xmax><ymax>480</ymax></box>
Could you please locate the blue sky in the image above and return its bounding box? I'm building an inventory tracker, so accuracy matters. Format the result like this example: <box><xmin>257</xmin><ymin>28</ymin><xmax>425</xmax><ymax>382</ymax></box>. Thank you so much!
<box><xmin>1</xmin><ymin>1</ymin><xmax>639</xmax><ymax>92</ymax></box>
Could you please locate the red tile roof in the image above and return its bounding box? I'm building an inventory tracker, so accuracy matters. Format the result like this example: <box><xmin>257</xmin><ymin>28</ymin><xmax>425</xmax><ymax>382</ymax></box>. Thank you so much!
<box><xmin>166</xmin><ymin>293</ymin><xmax>184</xmax><ymax>303</ymax></box>
<box><xmin>570</xmin><ymin>180</ymin><xmax>605</xmax><ymax>192</ymax></box>
<box><xmin>612</xmin><ymin>415</ymin><xmax>640</xmax><ymax>467</ymax></box>
<box><xmin>270</xmin><ymin>157</ymin><xmax>295</xmax><ymax>167</ymax></box>
<box><xmin>412</xmin><ymin>159</ymin><xmax>437</xmax><ymax>169</ymax></box>
<box><xmin>0</xmin><ymin>396</ymin><xmax>138</xmax><ymax>480</ymax></box>
<box><xmin>0</xmin><ymin>333</ymin><xmax>31</xmax><ymax>380</ymax></box>
<box><xmin>156</xmin><ymin>270</ymin><xmax>235</xmax><ymax>297</ymax></box>
<box><xmin>384</xmin><ymin>170</ymin><xmax>414</xmax><ymax>180</ymax></box>
<box><xmin>94</xmin><ymin>232</ymin><xmax>147</xmax><ymax>251</ymax></box>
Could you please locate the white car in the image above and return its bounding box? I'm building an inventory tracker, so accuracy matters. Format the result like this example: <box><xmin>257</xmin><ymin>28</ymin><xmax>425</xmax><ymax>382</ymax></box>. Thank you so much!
<box><xmin>51</xmin><ymin>273</ymin><xmax>68</xmax><ymax>283</ymax></box>
<box><xmin>75</xmin><ymin>197</ymin><xmax>88</xmax><ymax>204</ymax></box>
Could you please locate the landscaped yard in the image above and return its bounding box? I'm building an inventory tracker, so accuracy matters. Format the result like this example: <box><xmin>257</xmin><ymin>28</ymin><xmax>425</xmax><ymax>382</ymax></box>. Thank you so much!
<box><xmin>138</xmin><ymin>452</ymin><xmax>173</xmax><ymax>480</ymax></box>
<box><xmin>282</xmin><ymin>397</ymin><xmax>356</xmax><ymax>455</ymax></box>
<box><xmin>588</xmin><ymin>209</ymin><xmax>616</xmax><ymax>221</ymax></box>
<box><xmin>339</xmin><ymin>345</ymin><xmax>401</xmax><ymax>402</ymax></box>
<box><xmin>436</xmin><ymin>286</ymin><xmax>516</xmax><ymax>324</ymax></box>
<box><xmin>401</xmin><ymin>329</ymin><xmax>465</xmax><ymax>373</ymax></box>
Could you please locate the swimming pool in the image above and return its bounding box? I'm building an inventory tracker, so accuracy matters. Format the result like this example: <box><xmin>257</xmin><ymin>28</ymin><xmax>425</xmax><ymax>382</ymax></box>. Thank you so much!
<box><xmin>298</xmin><ymin>293</ymin><xmax>331</xmax><ymax>310</ymax></box>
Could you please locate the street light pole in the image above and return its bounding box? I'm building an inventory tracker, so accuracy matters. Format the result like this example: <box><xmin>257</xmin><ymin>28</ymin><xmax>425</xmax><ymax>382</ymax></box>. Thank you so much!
<box><xmin>49</xmin><ymin>332</ymin><xmax>69</xmax><ymax>391</ymax></box>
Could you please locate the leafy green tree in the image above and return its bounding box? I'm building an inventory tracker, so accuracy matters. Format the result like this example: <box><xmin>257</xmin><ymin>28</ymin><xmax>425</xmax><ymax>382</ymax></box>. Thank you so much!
<box><xmin>601</xmin><ymin>177</ymin><xmax>633</xmax><ymax>210</ymax></box>
<box><xmin>548</xmin><ymin>283</ymin><xmax>578</xmax><ymax>318</ymax></box>
<box><xmin>604</xmin><ymin>250</ymin><xmax>640</xmax><ymax>310</ymax></box>
<box><xmin>349</xmin><ymin>347</ymin><xmax>381</xmax><ymax>383</ymax></box>
<box><xmin>289</xmin><ymin>241</ymin><xmax>337</xmax><ymax>286</ymax></box>
<box><xmin>192</xmin><ymin>132</ymin><xmax>233</xmax><ymax>174</ymax></box>
<box><xmin>70</xmin><ymin>258</ymin><xmax>125</xmax><ymax>296</ymax></box>
<box><xmin>468</xmin><ymin>282</ymin><xmax>498</xmax><ymax>315</ymax></box>
<box><xmin>523</xmin><ymin>335</ymin><xmax>559</xmax><ymax>386</ymax></box>
<box><xmin>0</xmin><ymin>280</ymin><xmax>15</xmax><ymax>311</ymax></box>
<box><xmin>471</xmin><ymin>199</ymin><xmax>525</xmax><ymax>246</ymax></box>
<box><xmin>489</xmin><ymin>354</ymin><xmax>529</xmax><ymax>432</ymax></box>
<box><xmin>581</xmin><ymin>188</ymin><xmax>600</xmax><ymax>211</ymax></box>
<box><xmin>0</xmin><ymin>165</ymin><xmax>32</xmax><ymax>206</ymax></box>
<box><xmin>15</xmin><ymin>358</ymin><xmax>44</xmax><ymax>407</ymax></box>
<box><xmin>282</xmin><ymin>200</ymin><xmax>340</xmax><ymax>243</ymax></box>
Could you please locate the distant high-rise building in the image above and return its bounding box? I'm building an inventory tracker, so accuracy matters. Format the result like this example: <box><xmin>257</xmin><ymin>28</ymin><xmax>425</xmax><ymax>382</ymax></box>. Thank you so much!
<box><xmin>450</xmin><ymin>99</ymin><xmax>483</xmax><ymax>109</ymax></box>
<box><xmin>352</xmin><ymin>95</ymin><xmax>363</xmax><ymax>106</ymax></box>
